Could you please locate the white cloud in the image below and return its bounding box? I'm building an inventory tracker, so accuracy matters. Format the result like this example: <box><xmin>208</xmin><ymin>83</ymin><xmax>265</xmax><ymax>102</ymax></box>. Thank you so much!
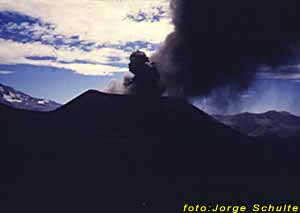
<box><xmin>0</xmin><ymin>70</ymin><xmax>13</xmax><ymax>74</ymax></box>
<box><xmin>259</xmin><ymin>71</ymin><xmax>300</xmax><ymax>80</ymax></box>
<box><xmin>257</xmin><ymin>64</ymin><xmax>300</xmax><ymax>80</ymax></box>
<box><xmin>0</xmin><ymin>0</ymin><xmax>173</xmax><ymax>45</ymax></box>
<box><xmin>273</xmin><ymin>73</ymin><xmax>300</xmax><ymax>79</ymax></box>
<box><xmin>0</xmin><ymin>1</ymin><xmax>173</xmax><ymax>75</ymax></box>
<box><xmin>0</xmin><ymin>39</ymin><xmax>128</xmax><ymax>75</ymax></box>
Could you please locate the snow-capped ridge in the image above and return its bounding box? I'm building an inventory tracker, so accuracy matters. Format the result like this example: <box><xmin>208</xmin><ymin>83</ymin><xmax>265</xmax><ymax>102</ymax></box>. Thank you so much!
<box><xmin>0</xmin><ymin>83</ymin><xmax>61</xmax><ymax>111</ymax></box>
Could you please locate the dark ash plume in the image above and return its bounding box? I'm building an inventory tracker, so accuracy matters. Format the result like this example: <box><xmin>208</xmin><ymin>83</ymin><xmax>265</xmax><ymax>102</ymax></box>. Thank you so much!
<box><xmin>152</xmin><ymin>0</ymin><xmax>300</xmax><ymax>97</ymax></box>
<box><xmin>103</xmin><ymin>51</ymin><xmax>164</xmax><ymax>96</ymax></box>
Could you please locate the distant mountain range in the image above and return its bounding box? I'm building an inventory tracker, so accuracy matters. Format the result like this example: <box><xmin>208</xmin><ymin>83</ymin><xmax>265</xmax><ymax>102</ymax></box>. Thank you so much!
<box><xmin>2</xmin><ymin>82</ymin><xmax>300</xmax><ymax>143</ymax></box>
<box><xmin>0</xmin><ymin>83</ymin><xmax>61</xmax><ymax>111</ymax></box>
<box><xmin>214</xmin><ymin>111</ymin><xmax>300</xmax><ymax>141</ymax></box>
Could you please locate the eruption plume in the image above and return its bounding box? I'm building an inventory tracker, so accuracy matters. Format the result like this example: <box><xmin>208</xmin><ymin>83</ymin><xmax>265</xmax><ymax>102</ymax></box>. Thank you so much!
<box><xmin>152</xmin><ymin>0</ymin><xmax>300</xmax><ymax>97</ymax></box>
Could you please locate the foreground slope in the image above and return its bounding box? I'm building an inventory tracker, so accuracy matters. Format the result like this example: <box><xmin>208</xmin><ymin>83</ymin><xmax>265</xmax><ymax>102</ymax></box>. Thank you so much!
<box><xmin>1</xmin><ymin>90</ymin><xmax>300</xmax><ymax>213</ymax></box>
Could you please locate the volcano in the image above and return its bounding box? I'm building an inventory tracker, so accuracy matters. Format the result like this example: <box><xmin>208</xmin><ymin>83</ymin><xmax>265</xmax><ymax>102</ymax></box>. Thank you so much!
<box><xmin>1</xmin><ymin>90</ymin><xmax>300</xmax><ymax>212</ymax></box>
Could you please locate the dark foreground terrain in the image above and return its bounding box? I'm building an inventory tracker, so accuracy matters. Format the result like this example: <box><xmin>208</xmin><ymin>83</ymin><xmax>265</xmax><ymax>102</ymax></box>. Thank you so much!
<box><xmin>1</xmin><ymin>90</ymin><xmax>300</xmax><ymax>212</ymax></box>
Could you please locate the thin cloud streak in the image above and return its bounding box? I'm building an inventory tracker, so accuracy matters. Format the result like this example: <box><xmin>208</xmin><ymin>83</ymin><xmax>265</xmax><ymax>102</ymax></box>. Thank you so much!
<box><xmin>0</xmin><ymin>70</ymin><xmax>13</xmax><ymax>74</ymax></box>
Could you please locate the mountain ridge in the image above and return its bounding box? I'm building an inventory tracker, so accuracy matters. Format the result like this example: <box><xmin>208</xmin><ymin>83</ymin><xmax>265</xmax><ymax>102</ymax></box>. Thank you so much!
<box><xmin>214</xmin><ymin>110</ymin><xmax>300</xmax><ymax>140</ymax></box>
<box><xmin>0</xmin><ymin>83</ymin><xmax>61</xmax><ymax>111</ymax></box>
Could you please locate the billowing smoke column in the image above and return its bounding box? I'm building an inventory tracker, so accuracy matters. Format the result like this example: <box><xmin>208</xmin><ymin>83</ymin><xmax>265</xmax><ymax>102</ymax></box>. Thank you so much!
<box><xmin>104</xmin><ymin>51</ymin><xmax>164</xmax><ymax>96</ymax></box>
<box><xmin>126</xmin><ymin>50</ymin><xmax>164</xmax><ymax>96</ymax></box>
<box><xmin>152</xmin><ymin>0</ymin><xmax>300</xmax><ymax>97</ymax></box>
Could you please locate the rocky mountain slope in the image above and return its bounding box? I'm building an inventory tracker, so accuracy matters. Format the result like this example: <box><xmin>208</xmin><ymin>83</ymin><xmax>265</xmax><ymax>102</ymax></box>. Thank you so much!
<box><xmin>0</xmin><ymin>83</ymin><xmax>61</xmax><ymax>111</ymax></box>
<box><xmin>214</xmin><ymin>111</ymin><xmax>300</xmax><ymax>141</ymax></box>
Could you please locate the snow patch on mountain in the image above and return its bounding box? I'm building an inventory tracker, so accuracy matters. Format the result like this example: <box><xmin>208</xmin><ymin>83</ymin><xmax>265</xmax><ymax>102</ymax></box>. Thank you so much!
<box><xmin>0</xmin><ymin>83</ymin><xmax>61</xmax><ymax>111</ymax></box>
<box><xmin>37</xmin><ymin>100</ymin><xmax>50</xmax><ymax>105</ymax></box>
<box><xmin>3</xmin><ymin>94</ymin><xmax>23</xmax><ymax>103</ymax></box>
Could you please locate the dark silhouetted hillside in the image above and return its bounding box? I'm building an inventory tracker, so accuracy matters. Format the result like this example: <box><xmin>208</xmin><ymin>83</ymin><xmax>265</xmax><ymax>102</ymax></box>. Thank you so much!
<box><xmin>1</xmin><ymin>90</ymin><xmax>300</xmax><ymax>213</ymax></box>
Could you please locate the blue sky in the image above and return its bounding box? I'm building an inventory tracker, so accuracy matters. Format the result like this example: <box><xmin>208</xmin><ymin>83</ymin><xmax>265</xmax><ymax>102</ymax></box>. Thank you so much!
<box><xmin>0</xmin><ymin>0</ymin><xmax>172</xmax><ymax>103</ymax></box>
<box><xmin>1</xmin><ymin>0</ymin><xmax>300</xmax><ymax>115</ymax></box>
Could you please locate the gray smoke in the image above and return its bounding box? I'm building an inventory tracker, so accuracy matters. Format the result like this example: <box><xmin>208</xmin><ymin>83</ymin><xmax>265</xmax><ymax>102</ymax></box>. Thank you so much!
<box><xmin>152</xmin><ymin>0</ymin><xmax>300</xmax><ymax>99</ymax></box>
<box><xmin>102</xmin><ymin>74</ymin><xmax>133</xmax><ymax>95</ymax></box>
